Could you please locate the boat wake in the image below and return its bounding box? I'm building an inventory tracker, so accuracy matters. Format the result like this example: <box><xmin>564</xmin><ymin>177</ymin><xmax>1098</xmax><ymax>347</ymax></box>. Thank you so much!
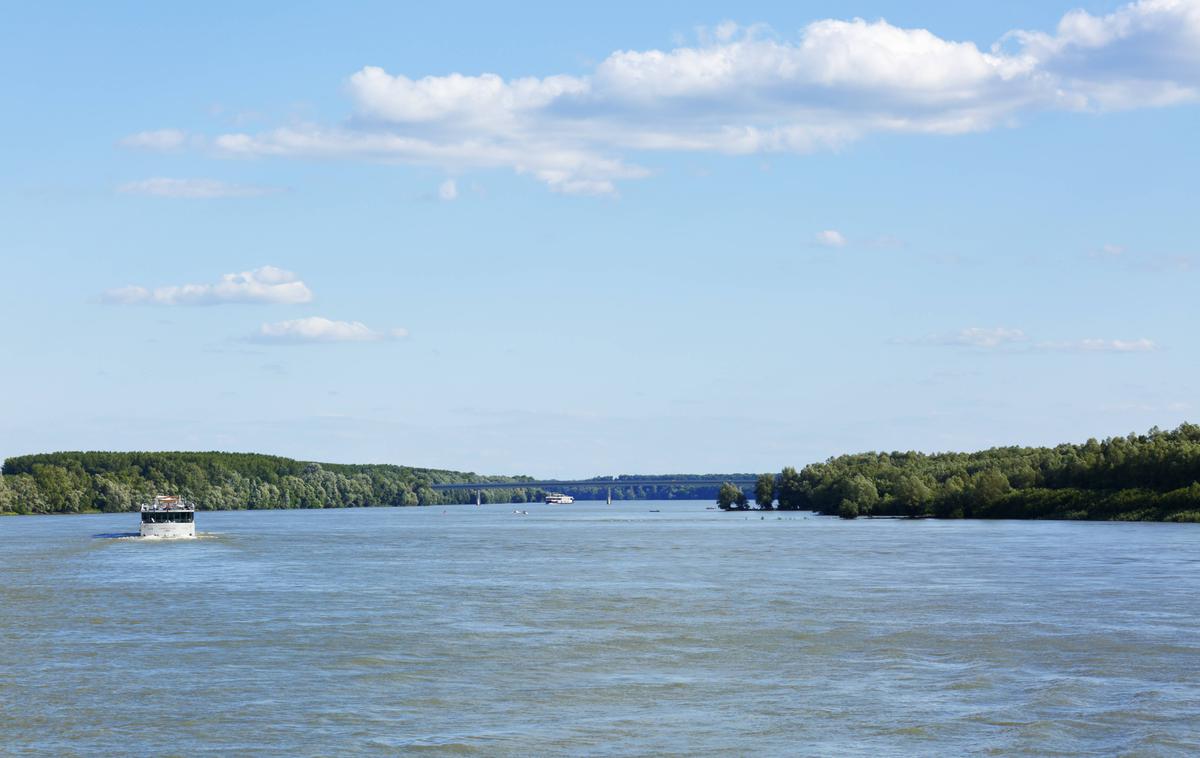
<box><xmin>93</xmin><ymin>532</ymin><xmax>220</xmax><ymax>540</ymax></box>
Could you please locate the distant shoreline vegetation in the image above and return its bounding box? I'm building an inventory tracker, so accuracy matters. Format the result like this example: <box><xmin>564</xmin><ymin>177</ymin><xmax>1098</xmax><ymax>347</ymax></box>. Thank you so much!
<box><xmin>0</xmin><ymin>451</ymin><xmax>742</xmax><ymax>515</ymax></box>
<box><xmin>3</xmin><ymin>425</ymin><xmax>1200</xmax><ymax>522</ymax></box>
<box><xmin>718</xmin><ymin>424</ymin><xmax>1200</xmax><ymax>523</ymax></box>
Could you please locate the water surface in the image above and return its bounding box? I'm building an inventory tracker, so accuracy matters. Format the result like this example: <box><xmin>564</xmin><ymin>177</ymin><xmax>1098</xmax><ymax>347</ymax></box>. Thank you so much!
<box><xmin>2</xmin><ymin>502</ymin><xmax>1198</xmax><ymax>755</ymax></box>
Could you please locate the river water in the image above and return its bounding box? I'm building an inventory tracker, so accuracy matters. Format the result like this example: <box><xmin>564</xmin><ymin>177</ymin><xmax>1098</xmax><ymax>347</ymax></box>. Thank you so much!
<box><xmin>2</xmin><ymin>501</ymin><xmax>1198</xmax><ymax>756</ymax></box>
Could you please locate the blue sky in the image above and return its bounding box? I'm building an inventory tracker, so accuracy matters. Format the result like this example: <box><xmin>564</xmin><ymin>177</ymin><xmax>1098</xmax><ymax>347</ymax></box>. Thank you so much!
<box><xmin>2</xmin><ymin>1</ymin><xmax>1198</xmax><ymax>477</ymax></box>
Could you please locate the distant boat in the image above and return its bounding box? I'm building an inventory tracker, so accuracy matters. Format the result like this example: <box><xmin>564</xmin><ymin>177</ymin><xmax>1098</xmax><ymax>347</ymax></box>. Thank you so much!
<box><xmin>544</xmin><ymin>493</ymin><xmax>574</xmax><ymax>504</ymax></box>
<box><xmin>139</xmin><ymin>495</ymin><xmax>195</xmax><ymax>538</ymax></box>
<box><xmin>649</xmin><ymin>509</ymin><xmax>661</xmax><ymax>512</ymax></box>
<box><xmin>512</xmin><ymin>509</ymin><xmax>528</xmax><ymax>515</ymax></box>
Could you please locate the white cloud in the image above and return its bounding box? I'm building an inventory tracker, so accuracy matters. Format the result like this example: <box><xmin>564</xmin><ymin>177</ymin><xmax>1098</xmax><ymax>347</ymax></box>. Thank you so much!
<box><xmin>118</xmin><ymin>177</ymin><xmax>278</xmax><ymax>199</ymax></box>
<box><xmin>150</xmin><ymin>1</ymin><xmax>1200</xmax><ymax>193</ymax></box>
<box><xmin>1091</xmin><ymin>243</ymin><xmax>1128</xmax><ymax>259</ymax></box>
<box><xmin>119</xmin><ymin>129</ymin><xmax>188</xmax><ymax>150</ymax></box>
<box><xmin>254</xmin><ymin>317</ymin><xmax>408</xmax><ymax>343</ymax></box>
<box><xmin>944</xmin><ymin>327</ymin><xmax>1029</xmax><ymax>349</ymax></box>
<box><xmin>908</xmin><ymin>327</ymin><xmax>1158</xmax><ymax>353</ymax></box>
<box><xmin>103</xmin><ymin>266</ymin><xmax>313</xmax><ymax>306</ymax></box>
<box><xmin>350</xmin><ymin>67</ymin><xmax>587</xmax><ymax>125</ymax></box>
<box><xmin>815</xmin><ymin>229</ymin><xmax>847</xmax><ymax>248</ymax></box>
<box><xmin>438</xmin><ymin>179</ymin><xmax>458</xmax><ymax>201</ymax></box>
<box><xmin>213</xmin><ymin>128</ymin><xmax>645</xmax><ymax>195</ymax></box>
<box><xmin>1002</xmin><ymin>0</ymin><xmax>1200</xmax><ymax>110</ymax></box>
<box><xmin>1039</xmin><ymin>337</ymin><xmax>1158</xmax><ymax>353</ymax></box>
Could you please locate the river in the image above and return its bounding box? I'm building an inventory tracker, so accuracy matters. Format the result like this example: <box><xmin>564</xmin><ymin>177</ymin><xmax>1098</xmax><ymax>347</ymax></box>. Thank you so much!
<box><xmin>2</xmin><ymin>501</ymin><xmax>1198</xmax><ymax>755</ymax></box>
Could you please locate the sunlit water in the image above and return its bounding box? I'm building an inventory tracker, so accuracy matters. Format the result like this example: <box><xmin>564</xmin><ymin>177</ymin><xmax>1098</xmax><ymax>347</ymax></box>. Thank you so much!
<box><xmin>2</xmin><ymin>502</ymin><xmax>1199</xmax><ymax>756</ymax></box>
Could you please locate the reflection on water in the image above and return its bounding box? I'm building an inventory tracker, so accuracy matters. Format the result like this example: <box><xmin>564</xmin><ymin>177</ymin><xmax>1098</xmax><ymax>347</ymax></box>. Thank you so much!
<box><xmin>3</xmin><ymin>502</ymin><xmax>1199</xmax><ymax>755</ymax></box>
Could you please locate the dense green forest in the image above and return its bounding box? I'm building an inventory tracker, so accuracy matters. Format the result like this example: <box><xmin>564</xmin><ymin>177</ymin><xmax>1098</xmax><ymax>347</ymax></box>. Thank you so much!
<box><xmin>752</xmin><ymin>423</ymin><xmax>1200</xmax><ymax>522</ymax></box>
<box><xmin>0</xmin><ymin>452</ymin><xmax>543</xmax><ymax>514</ymax></box>
<box><xmin>0</xmin><ymin>452</ymin><xmax>740</xmax><ymax>515</ymax></box>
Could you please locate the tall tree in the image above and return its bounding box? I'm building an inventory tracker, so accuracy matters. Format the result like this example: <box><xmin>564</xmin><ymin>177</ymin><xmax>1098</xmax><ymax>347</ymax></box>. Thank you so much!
<box><xmin>776</xmin><ymin>466</ymin><xmax>807</xmax><ymax>510</ymax></box>
<box><xmin>717</xmin><ymin>481</ymin><xmax>748</xmax><ymax>511</ymax></box>
<box><xmin>754</xmin><ymin>473</ymin><xmax>775</xmax><ymax>510</ymax></box>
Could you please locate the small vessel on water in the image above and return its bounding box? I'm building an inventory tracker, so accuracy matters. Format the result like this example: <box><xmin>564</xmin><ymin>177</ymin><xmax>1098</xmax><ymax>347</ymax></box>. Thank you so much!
<box><xmin>544</xmin><ymin>493</ymin><xmax>574</xmax><ymax>504</ymax></box>
<box><xmin>139</xmin><ymin>495</ymin><xmax>196</xmax><ymax>538</ymax></box>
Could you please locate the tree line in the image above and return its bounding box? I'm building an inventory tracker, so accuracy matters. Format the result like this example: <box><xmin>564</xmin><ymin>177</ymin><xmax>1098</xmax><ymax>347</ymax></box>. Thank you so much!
<box><xmin>717</xmin><ymin>423</ymin><xmax>1200</xmax><ymax>522</ymax></box>
<box><xmin>0</xmin><ymin>451</ymin><xmax>747</xmax><ymax>515</ymax></box>
<box><xmin>7</xmin><ymin>424</ymin><xmax>1200</xmax><ymax>521</ymax></box>
<box><xmin>0</xmin><ymin>451</ymin><xmax>542</xmax><ymax>515</ymax></box>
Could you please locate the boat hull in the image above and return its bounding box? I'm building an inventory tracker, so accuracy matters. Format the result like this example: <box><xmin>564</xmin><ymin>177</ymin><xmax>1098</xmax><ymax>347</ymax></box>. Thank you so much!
<box><xmin>139</xmin><ymin>522</ymin><xmax>196</xmax><ymax>539</ymax></box>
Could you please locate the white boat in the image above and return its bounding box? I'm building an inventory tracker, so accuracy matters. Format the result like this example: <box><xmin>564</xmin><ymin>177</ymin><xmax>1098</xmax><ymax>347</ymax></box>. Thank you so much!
<box><xmin>544</xmin><ymin>493</ymin><xmax>574</xmax><ymax>504</ymax></box>
<box><xmin>139</xmin><ymin>495</ymin><xmax>196</xmax><ymax>538</ymax></box>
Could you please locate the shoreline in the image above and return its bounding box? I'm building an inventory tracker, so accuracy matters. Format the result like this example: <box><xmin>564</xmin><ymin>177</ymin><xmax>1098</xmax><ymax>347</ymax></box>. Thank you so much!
<box><xmin>2</xmin><ymin>503</ymin><xmax>1197</xmax><ymax>525</ymax></box>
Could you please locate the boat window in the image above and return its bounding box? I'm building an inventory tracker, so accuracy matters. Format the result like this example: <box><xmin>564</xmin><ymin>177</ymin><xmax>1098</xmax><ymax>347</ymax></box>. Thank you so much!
<box><xmin>141</xmin><ymin>511</ymin><xmax>195</xmax><ymax>523</ymax></box>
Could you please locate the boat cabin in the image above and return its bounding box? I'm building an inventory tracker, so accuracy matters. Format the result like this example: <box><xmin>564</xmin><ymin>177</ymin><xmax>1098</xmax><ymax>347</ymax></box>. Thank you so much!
<box><xmin>139</xmin><ymin>495</ymin><xmax>197</xmax><ymax>538</ymax></box>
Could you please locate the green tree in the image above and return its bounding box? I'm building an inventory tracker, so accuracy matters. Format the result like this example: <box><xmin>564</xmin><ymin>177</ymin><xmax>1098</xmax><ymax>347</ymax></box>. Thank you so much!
<box><xmin>754</xmin><ymin>473</ymin><xmax>775</xmax><ymax>510</ymax></box>
<box><xmin>0</xmin><ymin>475</ymin><xmax>12</xmax><ymax>513</ymax></box>
<box><xmin>894</xmin><ymin>474</ymin><xmax>933</xmax><ymax>517</ymax></box>
<box><xmin>970</xmin><ymin>469</ymin><xmax>1012</xmax><ymax>508</ymax></box>
<box><xmin>94</xmin><ymin>475</ymin><xmax>132</xmax><ymax>512</ymax></box>
<box><xmin>776</xmin><ymin>466</ymin><xmax>807</xmax><ymax>510</ymax></box>
<box><xmin>5</xmin><ymin>474</ymin><xmax>44</xmax><ymax>514</ymax></box>
<box><xmin>31</xmin><ymin>464</ymin><xmax>84</xmax><ymax>513</ymax></box>
<box><xmin>717</xmin><ymin>482</ymin><xmax>748</xmax><ymax>510</ymax></box>
<box><xmin>840</xmin><ymin>473</ymin><xmax>879</xmax><ymax>515</ymax></box>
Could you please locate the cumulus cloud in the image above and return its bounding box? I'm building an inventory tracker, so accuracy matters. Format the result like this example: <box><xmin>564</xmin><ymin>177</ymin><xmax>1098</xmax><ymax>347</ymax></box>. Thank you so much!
<box><xmin>438</xmin><ymin>179</ymin><xmax>458</xmax><ymax>201</ymax></box>
<box><xmin>253</xmin><ymin>317</ymin><xmax>408</xmax><ymax>343</ymax></box>
<box><xmin>103</xmin><ymin>266</ymin><xmax>313</xmax><ymax>306</ymax></box>
<box><xmin>119</xmin><ymin>129</ymin><xmax>188</xmax><ymax>150</ymax></box>
<box><xmin>815</xmin><ymin>229</ymin><xmax>847</xmax><ymax>248</ymax></box>
<box><xmin>118</xmin><ymin>177</ymin><xmax>279</xmax><ymax>198</ymax></box>
<box><xmin>138</xmin><ymin>1</ymin><xmax>1200</xmax><ymax>193</ymax></box>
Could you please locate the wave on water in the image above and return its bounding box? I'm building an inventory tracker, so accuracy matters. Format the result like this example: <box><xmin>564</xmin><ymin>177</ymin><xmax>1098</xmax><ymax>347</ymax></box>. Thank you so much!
<box><xmin>92</xmin><ymin>532</ymin><xmax>222</xmax><ymax>540</ymax></box>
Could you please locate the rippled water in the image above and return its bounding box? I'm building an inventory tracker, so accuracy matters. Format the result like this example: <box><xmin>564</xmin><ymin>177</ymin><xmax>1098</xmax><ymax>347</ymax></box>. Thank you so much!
<box><xmin>2</xmin><ymin>502</ymin><xmax>1199</xmax><ymax>756</ymax></box>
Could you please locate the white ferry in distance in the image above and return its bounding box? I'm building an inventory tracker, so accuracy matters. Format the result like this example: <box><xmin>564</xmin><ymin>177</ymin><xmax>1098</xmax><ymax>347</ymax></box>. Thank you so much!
<box><xmin>139</xmin><ymin>495</ymin><xmax>196</xmax><ymax>538</ymax></box>
<box><xmin>544</xmin><ymin>493</ymin><xmax>574</xmax><ymax>504</ymax></box>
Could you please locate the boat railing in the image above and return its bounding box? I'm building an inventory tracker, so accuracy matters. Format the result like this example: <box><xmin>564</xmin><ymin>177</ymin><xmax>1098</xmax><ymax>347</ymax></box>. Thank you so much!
<box><xmin>140</xmin><ymin>498</ymin><xmax>196</xmax><ymax>512</ymax></box>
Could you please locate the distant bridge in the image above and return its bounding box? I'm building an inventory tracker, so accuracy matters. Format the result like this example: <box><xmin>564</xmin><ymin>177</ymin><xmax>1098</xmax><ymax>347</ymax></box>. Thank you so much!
<box><xmin>429</xmin><ymin>476</ymin><xmax>759</xmax><ymax>505</ymax></box>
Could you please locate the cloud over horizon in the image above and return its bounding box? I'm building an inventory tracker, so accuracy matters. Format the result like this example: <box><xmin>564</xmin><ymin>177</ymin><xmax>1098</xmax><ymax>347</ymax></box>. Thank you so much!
<box><xmin>906</xmin><ymin>327</ymin><xmax>1159</xmax><ymax>353</ymax></box>
<box><xmin>103</xmin><ymin>266</ymin><xmax>314</xmax><ymax>306</ymax></box>
<box><xmin>253</xmin><ymin>317</ymin><xmax>409</xmax><ymax>344</ymax></box>
<box><xmin>130</xmin><ymin>1</ymin><xmax>1200</xmax><ymax>194</ymax></box>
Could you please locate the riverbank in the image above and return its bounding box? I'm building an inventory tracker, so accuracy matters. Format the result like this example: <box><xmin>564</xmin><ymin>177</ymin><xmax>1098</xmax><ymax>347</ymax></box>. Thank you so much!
<box><xmin>5</xmin><ymin>424</ymin><xmax>1200</xmax><ymax>520</ymax></box>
